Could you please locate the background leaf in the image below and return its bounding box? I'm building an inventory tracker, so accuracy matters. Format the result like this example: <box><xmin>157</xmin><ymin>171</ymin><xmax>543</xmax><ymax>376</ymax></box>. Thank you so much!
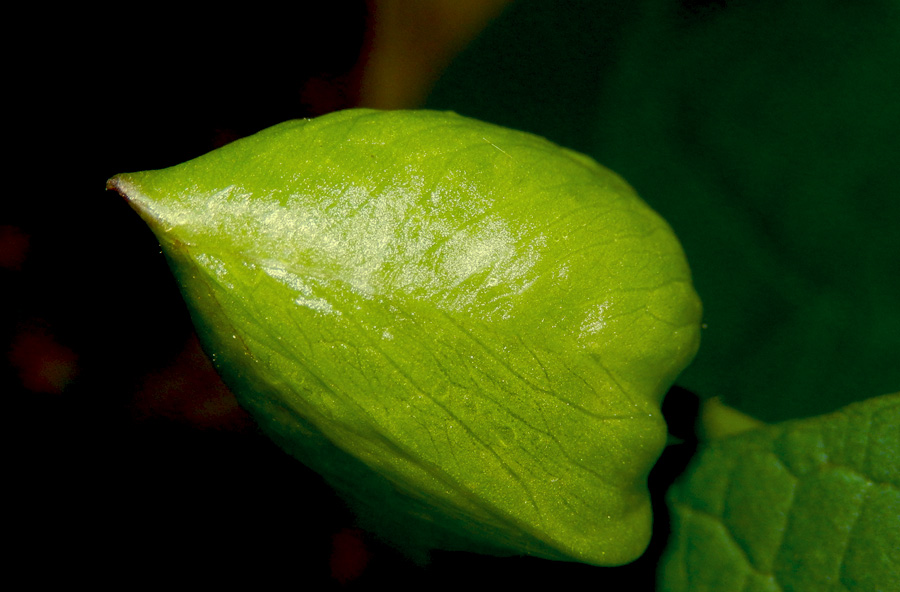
<box><xmin>659</xmin><ymin>392</ymin><xmax>899</xmax><ymax>591</ymax></box>
<box><xmin>426</xmin><ymin>0</ymin><xmax>900</xmax><ymax>422</ymax></box>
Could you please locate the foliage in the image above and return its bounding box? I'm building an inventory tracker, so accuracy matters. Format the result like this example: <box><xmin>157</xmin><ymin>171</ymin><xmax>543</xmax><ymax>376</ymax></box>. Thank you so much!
<box><xmin>661</xmin><ymin>392</ymin><xmax>899</xmax><ymax>591</ymax></box>
<box><xmin>108</xmin><ymin>108</ymin><xmax>701</xmax><ymax>566</ymax></box>
<box><xmin>425</xmin><ymin>0</ymin><xmax>900</xmax><ymax>588</ymax></box>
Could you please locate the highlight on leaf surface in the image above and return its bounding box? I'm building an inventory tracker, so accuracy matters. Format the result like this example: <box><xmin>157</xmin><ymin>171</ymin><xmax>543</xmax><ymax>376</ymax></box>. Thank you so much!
<box><xmin>107</xmin><ymin>108</ymin><xmax>702</xmax><ymax>566</ymax></box>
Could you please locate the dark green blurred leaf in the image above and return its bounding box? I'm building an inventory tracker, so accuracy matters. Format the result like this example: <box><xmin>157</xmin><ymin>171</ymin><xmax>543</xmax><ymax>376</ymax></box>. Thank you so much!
<box><xmin>426</xmin><ymin>0</ymin><xmax>900</xmax><ymax>422</ymax></box>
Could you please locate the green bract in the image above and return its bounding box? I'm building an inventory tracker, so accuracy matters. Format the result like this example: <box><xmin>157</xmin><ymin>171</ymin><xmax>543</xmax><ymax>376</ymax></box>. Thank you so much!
<box><xmin>108</xmin><ymin>108</ymin><xmax>701</xmax><ymax>566</ymax></box>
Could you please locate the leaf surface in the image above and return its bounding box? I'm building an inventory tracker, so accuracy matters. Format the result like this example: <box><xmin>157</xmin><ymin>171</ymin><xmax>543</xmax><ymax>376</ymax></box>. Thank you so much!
<box><xmin>108</xmin><ymin>108</ymin><xmax>701</xmax><ymax>565</ymax></box>
<box><xmin>659</xmin><ymin>392</ymin><xmax>899</xmax><ymax>591</ymax></box>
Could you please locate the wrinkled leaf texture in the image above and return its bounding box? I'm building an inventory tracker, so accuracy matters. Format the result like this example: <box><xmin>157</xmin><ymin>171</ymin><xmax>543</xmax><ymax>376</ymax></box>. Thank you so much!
<box><xmin>661</xmin><ymin>392</ymin><xmax>899</xmax><ymax>591</ymax></box>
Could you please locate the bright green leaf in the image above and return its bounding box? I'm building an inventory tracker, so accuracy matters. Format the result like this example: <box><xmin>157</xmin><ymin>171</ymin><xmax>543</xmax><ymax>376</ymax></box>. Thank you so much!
<box><xmin>659</xmin><ymin>392</ymin><xmax>900</xmax><ymax>591</ymax></box>
<box><xmin>107</xmin><ymin>108</ymin><xmax>702</xmax><ymax>566</ymax></box>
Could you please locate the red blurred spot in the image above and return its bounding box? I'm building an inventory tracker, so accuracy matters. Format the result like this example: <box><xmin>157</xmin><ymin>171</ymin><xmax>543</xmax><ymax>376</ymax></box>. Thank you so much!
<box><xmin>0</xmin><ymin>225</ymin><xmax>29</xmax><ymax>271</ymax></box>
<box><xmin>330</xmin><ymin>527</ymin><xmax>371</xmax><ymax>585</ymax></box>
<box><xmin>9</xmin><ymin>325</ymin><xmax>79</xmax><ymax>394</ymax></box>
<box><xmin>132</xmin><ymin>334</ymin><xmax>253</xmax><ymax>431</ymax></box>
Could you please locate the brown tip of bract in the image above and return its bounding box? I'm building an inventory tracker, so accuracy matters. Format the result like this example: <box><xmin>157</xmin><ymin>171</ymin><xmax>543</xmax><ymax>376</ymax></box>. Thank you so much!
<box><xmin>106</xmin><ymin>175</ymin><xmax>136</xmax><ymax>203</ymax></box>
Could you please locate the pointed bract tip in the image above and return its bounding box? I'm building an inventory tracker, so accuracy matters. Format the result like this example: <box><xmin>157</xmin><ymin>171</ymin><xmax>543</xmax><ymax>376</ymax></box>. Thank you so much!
<box><xmin>105</xmin><ymin>175</ymin><xmax>121</xmax><ymax>192</ymax></box>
